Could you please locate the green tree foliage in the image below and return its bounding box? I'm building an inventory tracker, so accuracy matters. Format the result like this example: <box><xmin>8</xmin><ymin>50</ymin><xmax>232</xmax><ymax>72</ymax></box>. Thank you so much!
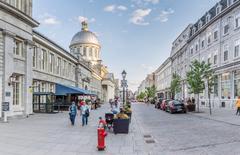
<box><xmin>137</xmin><ymin>92</ymin><xmax>146</xmax><ymax>101</ymax></box>
<box><xmin>187</xmin><ymin>60</ymin><xmax>205</xmax><ymax>112</ymax></box>
<box><xmin>202</xmin><ymin>62</ymin><xmax>216</xmax><ymax>115</ymax></box>
<box><xmin>170</xmin><ymin>73</ymin><xmax>181</xmax><ymax>99</ymax></box>
<box><xmin>145</xmin><ymin>85</ymin><xmax>157</xmax><ymax>100</ymax></box>
<box><xmin>187</xmin><ymin>60</ymin><xmax>215</xmax><ymax>113</ymax></box>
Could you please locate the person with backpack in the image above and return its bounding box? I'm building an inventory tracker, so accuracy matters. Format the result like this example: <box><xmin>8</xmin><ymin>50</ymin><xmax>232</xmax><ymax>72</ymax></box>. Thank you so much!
<box><xmin>80</xmin><ymin>101</ymin><xmax>90</xmax><ymax>126</ymax></box>
<box><xmin>69</xmin><ymin>101</ymin><xmax>77</xmax><ymax>126</ymax></box>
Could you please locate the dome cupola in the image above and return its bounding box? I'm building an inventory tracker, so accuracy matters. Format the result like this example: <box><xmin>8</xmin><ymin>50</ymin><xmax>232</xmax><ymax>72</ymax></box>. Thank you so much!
<box><xmin>70</xmin><ymin>21</ymin><xmax>100</xmax><ymax>46</ymax></box>
<box><xmin>69</xmin><ymin>21</ymin><xmax>101</xmax><ymax>65</ymax></box>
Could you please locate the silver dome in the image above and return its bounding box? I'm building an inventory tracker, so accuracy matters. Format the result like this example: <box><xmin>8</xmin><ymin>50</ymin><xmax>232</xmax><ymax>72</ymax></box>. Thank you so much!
<box><xmin>70</xmin><ymin>30</ymin><xmax>100</xmax><ymax>46</ymax></box>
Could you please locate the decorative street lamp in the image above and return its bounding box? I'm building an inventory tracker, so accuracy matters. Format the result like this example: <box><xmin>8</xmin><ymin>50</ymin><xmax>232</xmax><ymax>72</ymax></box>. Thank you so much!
<box><xmin>121</xmin><ymin>70</ymin><xmax>127</xmax><ymax>105</ymax></box>
<box><xmin>122</xmin><ymin>70</ymin><xmax>127</xmax><ymax>80</ymax></box>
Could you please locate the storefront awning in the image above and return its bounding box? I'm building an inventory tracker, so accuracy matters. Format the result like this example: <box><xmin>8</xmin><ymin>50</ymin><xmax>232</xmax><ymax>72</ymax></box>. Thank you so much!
<box><xmin>55</xmin><ymin>84</ymin><xmax>87</xmax><ymax>96</ymax></box>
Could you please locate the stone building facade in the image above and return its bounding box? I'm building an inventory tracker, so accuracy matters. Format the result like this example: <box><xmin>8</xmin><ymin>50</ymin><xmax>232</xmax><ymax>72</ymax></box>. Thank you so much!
<box><xmin>154</xmin><ymin>57</ymin><xmax>172</xmax><ymax>99</ymax></box>
<box><xmin>187</xmin><ymin>0</ymin><xmax>240</xmax><ymax>108</ymax></box>
<box><xmin>145</xmin><ymin>0</ymin><xmax>240</xmax><ymax>109</ymax></box>
<box><xmin>0</xmin><ymin>0</ymin><xmax>116</xmax><ymax>118</ymax></box>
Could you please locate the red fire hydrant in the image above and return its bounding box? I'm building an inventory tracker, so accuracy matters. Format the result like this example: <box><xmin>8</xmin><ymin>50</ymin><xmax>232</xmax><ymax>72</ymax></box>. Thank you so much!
<box><xmin>97</xmin><ymin>127</ymin><xmax>107</xmax><ymax>151</ymax></box>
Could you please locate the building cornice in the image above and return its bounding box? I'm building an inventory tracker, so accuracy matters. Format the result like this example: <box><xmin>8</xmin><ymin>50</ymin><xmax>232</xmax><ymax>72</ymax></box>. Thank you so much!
<box><xmin>2</xmin><ymin>29</ymin><xmax>16</xmax><ymax>38</ymax></box>
<box><xmin>33</xmin><ymin>30</ymin><xmax>78</xmax><ymax>63</ymax></box>
<box><xmin>154</xmin><ymin>57</ymin><xmax>171</xmax><ymax>73</ymax></box>
<box><xmin>188</xmin><ymin>1</ymin><xmax>240</xmax><ymax>42</ymax></box>
<box><xmin>69</xmin><ymin>42</ymin><xmax>101</xmax><ymax>48</ymax></box>
<box><xmin>0</xmin><ymin>1</ymin><xmax>39</xmax><ymax>27</ymax></box>
<box><xmin>213</xmin><ymin>60</ymin><xmax>240</xmax><ymax>72</ymax></box>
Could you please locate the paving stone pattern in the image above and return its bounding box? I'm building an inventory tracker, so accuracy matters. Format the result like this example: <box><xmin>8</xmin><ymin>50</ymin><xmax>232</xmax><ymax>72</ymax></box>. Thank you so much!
<box><xmin>1</xmin><ymin>103</ymin><xmax>240</xmax><ymax>155</ymax></box>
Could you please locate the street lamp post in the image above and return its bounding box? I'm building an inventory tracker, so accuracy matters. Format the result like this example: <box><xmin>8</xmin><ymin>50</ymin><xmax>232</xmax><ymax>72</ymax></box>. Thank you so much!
<box><xmin>121</xmin><ymin>70</ymin><xmax>127</xmax><ymax>106</ymax></box>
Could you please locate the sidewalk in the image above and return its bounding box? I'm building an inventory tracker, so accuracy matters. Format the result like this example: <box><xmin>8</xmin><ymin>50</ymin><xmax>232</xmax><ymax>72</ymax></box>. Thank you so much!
<box><xmin>0</xmin><ymin>103</ymin><xmax>151</xmax><ymax>155</ymax></box>
<box><xmin>189</xmin><ymin>107</ymin><xmax>240</xmax><ymax>126</ymax></box>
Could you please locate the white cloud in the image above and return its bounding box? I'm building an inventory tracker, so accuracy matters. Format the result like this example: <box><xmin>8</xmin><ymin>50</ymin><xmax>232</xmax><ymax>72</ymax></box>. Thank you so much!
<box><xmin>156</xmin><ymin>8</ymin><xmax>175</xmax><ymax>22</ymax></box>
<box><xmin>77</xmin><ymin>16</ymin><xmax>96</xmax><ymax>23</ymax></box>
<box><xmin>104</xmin><ymin>5</ymin><xmax>116</xmax><ymax>12</ymax></box>
<box><xmin>131</xmin><ymin>0</ymin><xmax>159</xmax><ymax>6</ymax></box>
<box><xmin>117</xmin><ymin>5</ymin><xmax>127</xmax><ymax>11</ymax></box>
<box><xmin>104</xmin><ymin>5</ymin><xmax>128</xmax><ymax>13</ymax></box>
<box><xmin>38</xmin><ymin>13</ymin><xmax>60</xmax><ymax>25</ymax></box>
<box><xmin>130</xmin><ymin>9</ymin><xmax>151</xmax><ymax>26</ymax></box>
<box><xmin>144</xmin><ymin>0</ymin><xmax>159</xmax><ymax>4</ymax></box>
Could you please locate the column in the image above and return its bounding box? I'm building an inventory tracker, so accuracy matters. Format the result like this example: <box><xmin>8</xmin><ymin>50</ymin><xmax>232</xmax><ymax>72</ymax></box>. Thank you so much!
<box><xmin>231</xmin><ymin>71</ymin><xmax>235</xmax><ymax>108</ymax></box>
<box><xmin>0</xmin><ymin>31</ymin><xmax>3</xmax><ymax>118</ymax></box>
<box><xmin>24</xmin><ymin>40</ymin><xmax>34</xmax><ymax>115</ymax></box>
<box><xmin>2</xmin><ymin>30</ymin><xmax>15</xmax><ymax>116</ymax></box>
<box><xmin>218</xmin><ymin>73</ymin><xmax>222</xmax><ymax>108</ymax></box>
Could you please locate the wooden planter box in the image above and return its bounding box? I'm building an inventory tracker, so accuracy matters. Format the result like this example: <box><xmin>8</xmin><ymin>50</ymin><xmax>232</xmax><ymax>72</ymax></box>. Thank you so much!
<box><xmin>113</xmin><ymin>119</ymin><xmax>130</xmax><ymax>134</ymax></box>
<box><xmin>186</xmin><ymin>104</ymin><xmax>196</xmax><ymax>112</ymax></box>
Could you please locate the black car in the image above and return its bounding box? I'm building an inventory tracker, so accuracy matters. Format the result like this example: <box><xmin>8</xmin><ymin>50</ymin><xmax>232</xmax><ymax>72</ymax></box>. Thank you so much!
<box><xmin>166</xmin><ymin>100</ymin><xmax>186</xmax><ymax>114</ymax></box>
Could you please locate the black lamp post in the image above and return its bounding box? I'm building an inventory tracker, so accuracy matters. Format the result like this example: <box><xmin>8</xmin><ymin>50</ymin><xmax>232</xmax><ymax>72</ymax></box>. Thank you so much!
<box><xmin>121</xmin><ymin>70</ymin><xmax>127</xmax><ymax>105</ymax></box>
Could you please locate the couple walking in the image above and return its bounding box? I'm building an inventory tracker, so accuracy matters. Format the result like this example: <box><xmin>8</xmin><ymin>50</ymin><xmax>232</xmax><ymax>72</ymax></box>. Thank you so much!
<box><xmin>69</xmin><ymin>101</ymin><xmax>90</xmax><ymax>126</ymax></box>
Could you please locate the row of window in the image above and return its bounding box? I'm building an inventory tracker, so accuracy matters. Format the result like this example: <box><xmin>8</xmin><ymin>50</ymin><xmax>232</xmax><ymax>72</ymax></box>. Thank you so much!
<box><xmin>191</xmin><ymin>0</ymin><xmax>239</xmax><ymax>36</ymax></box>
<box><xmin>32</xmin><ymin>46</ymin><xmax>76</xmax><ymax>81</ymax></box>
<box><xmin>32</xmin><ymin>80</ymin><xmax>55</xmax><ymax>93</ymax></box>
<box><xmin>71</xmin><ymin>46</ymin><xmax>100</xmax><ymax>59</ymax></box>
<box><xmin>197</xmin><ymin>40</ymin><xmax>240</xmax><ymax>66</ymax></box>
<box><xmin>3</xmin><ymin>0</ymin><xmax>31</xmax><ymax>16</ymax></box>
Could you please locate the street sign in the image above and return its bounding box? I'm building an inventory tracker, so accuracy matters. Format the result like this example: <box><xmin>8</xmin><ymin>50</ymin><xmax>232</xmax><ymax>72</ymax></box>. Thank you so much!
<box><xmin>2</xmin><ymin>102</ymin><xmax>9</xmax><ymax>111</ymax></box>
<box><xmin>121</xmin><ymin>80</ymin><xmax>127</xmax><ymax>87</ymax></box>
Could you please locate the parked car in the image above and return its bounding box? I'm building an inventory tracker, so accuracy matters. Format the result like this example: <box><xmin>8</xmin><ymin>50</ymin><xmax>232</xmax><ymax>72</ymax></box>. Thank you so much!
<box><xmin>155</xmin><ymin>98</ymin><xmax>163</xmax><ymax>109</ymax></box>
<box><xmin>166</xmin><ymin>100</ymin><xmax>186</xmax><ymax>114</ymax></box>
<box><xmin>161</xmin><ymin>99</ymin><xmax>172</xmax><ymax>111</ymax></box>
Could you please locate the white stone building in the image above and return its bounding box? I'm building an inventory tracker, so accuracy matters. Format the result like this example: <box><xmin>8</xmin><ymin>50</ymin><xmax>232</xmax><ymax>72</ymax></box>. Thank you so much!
<box><xmin>170</xmin><ymin>25</ymin><xmax>191</xmax><ymax>100</ymax></box>
<box><xmin>69</xmin><ymin>21</ymin><xmax>116</xmax><ymax>102</ymax></box>
<box><xmin>154</xmin><ymin>57</ymin><xmax>172</xmax><ymax>99</ymax></box>
<box><xmin>187</xmin><ymin>0</ymin><xmax>240</xmax><ymax>108</ymax></box>
<box><xmin>151</xmin><ymin>0</ymin><xmax>240</xmax><ymax>109</ymax></box>
<box><xmin>0</xmin><ymin>0</ymin><xmax>116</xmax><ymax>118</ymax></box>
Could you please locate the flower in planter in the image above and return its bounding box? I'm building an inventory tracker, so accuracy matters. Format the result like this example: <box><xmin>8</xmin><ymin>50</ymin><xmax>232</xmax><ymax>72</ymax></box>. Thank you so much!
<box><xmin>124</xmin><ymin>107</ymin><xmax>132</xmax><ymax>113</ymax></box>
<box><xmin>114</xmin><ymin>108</ymin><xmax>129</xmax><ymax>119</ymax></box>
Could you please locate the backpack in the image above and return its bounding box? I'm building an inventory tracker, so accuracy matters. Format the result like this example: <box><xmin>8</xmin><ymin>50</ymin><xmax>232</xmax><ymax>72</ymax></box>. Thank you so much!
<box><xmin>70</xmin><ymin>105</ymin><xmax>77</xmax><ymax>115</ymax></box>
<box><xmin>85</xmin><ymin>108</ymin><xmax>90</xmax><ymax>117</ymax></box>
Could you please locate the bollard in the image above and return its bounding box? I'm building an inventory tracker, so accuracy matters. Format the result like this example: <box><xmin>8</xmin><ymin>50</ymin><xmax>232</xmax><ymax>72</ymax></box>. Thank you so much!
<box><xmin>3</xmin><ymin>112</ymin><xmax>8</xmax><ymax>123</ymax></box>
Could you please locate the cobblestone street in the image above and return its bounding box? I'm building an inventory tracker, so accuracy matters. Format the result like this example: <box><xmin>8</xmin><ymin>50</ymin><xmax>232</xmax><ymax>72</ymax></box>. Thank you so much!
<box><xmin>1</xmin><ymin>103</ymin><xmax>240</xmax><ymax>155</ymax></box>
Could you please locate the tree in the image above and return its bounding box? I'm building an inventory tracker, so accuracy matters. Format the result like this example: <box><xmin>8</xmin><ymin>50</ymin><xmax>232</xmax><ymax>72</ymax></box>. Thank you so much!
<box><xmin>170</xmin><ymin>73</ymin><xmax>181</xmax><ymax>99</ymax></box>
<box><xmin>145</xmin><ymin>85</ymin><xmax>157</xmax><ymax>101</ymax></box>
<box><xmin>137</xmin><ymin>92</ymin><xmax>146</xmax><ymax>101</ymax></box>
<box><xmin>186</xmin><ymin>60</ymin><xmax>205</xmax><ymax>112</ymax></box>
<box><xmin>202</xmin><ymin>62</ymin><xmax>216</xmax><ymax>115</ymax></box>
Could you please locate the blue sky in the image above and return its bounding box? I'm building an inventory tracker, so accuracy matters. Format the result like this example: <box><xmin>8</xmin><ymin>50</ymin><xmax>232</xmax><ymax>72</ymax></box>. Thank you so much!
<box><xmin>33</xmin><ymin>0</ymin><xmax>219</xmax><ymax>91</ymax></box>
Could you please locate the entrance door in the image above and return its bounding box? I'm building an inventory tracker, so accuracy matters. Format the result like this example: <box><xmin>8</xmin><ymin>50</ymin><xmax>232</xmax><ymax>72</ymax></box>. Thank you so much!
<box><xmin>12</xmin><ymin>75</ymin><xmax>23</xmax><ymax>111</ymax></box>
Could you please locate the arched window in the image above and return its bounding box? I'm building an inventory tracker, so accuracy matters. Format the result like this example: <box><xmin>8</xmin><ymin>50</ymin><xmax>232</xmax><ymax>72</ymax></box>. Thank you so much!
<box><xmin>83</xmin><ymin>47</ymin><xmax>87</xmax><ymax>56</ymax></box>
<box><xmin>95</xmin><ymin>48</ymin><xmax>97</xmax><ymax>58</ymax></box>
<box><xmin>89</xmin><ymin>47</ymin><xmax>93</xmax><ymax>57</ymax></box>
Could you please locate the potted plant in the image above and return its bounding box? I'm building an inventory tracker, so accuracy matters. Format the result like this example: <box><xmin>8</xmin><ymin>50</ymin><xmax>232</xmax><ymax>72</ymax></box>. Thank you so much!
<box><xmin>123</xmin><ymin>106</ymin><xmax>132</xmax><ymax>122</ymax></box>
<box><xmin>113</xmin><ymin>109</ymin><xmax>130</xmax><ymax>134</ymax></box>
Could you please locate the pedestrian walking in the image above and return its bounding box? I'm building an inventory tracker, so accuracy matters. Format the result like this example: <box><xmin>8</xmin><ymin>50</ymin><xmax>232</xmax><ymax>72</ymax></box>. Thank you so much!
<box><xmin>236</xmin><ymin>96</ymin><xmax>240</xmax><ymax>115</ymax></box>
<box><xmin>109</xmin><ymin>99</ymin><xmax>113</xmax><ymax>108</ymax></box>
<box><xmin>69</xmin><ymin>101</ymin><xmax>77</xmax><ymax>126</ymax></box>
<box><xmin>81</xmin><ymin>102</ymin><xmax>90</xmax><ymax>126</ymax></box>
<box><xmin>114</xmin><ymin>99</ymin><xmax>118</xmax><ymax>108</ymax></box>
